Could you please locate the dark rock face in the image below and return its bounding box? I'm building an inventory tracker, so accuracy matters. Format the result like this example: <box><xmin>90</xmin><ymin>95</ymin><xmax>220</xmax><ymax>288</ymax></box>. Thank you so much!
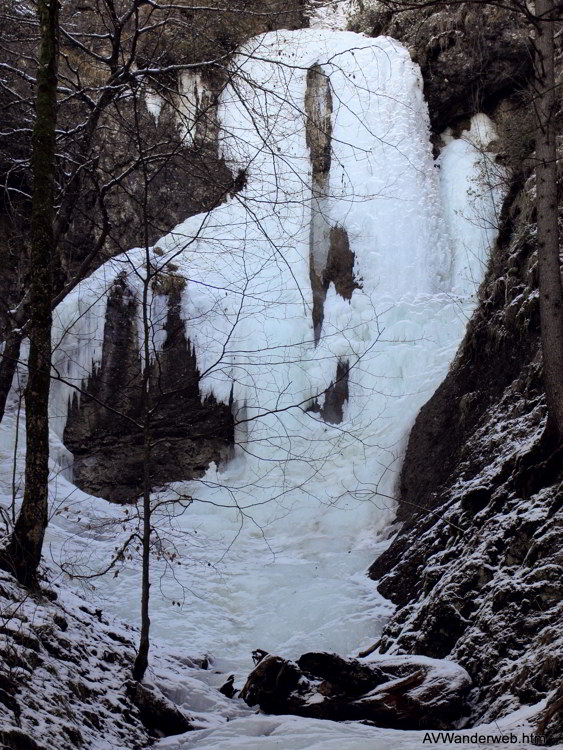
<box><xmin>0</xmin><ymin>729</ymin><xmax>45</xmax><ymax>750</ymax></box>
<box><xmin>320</xmin><ymin>358</ymin><xmax>349</xmax><ymax>424</ymax></box>
<box><xmin>64</xmin><ymin>274</ymin><xmax>234</xmax><ymax>502</ymax></box>
<box><xmin>305</xmin><ymin>63</ymin><xmax>333</xmax><ymax>179</ymax></box>
<box><xmin>537</xmin><ymin>685</ymin><xmax>563</xmax><ymax>746</ymax></box>
<box><xmin>240</xmin><ymin>651</ymin><xmax>471</xmax><ymax>729</ymax></box>
<box><xmin>306</xmin><ymin>358</ymin><xmax>350</xmax><ymax>424</ymax></box>
<box><xmin>323</xmin><ymin>226</ymin><xmax>360</xmax><ymax>301</ymax></box>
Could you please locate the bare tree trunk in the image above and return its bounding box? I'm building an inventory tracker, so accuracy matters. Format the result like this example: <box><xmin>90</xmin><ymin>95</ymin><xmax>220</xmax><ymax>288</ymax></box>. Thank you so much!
<box><xmin>132</xmin><ymin>415</ymin><xmax>152</xmax><ymax>681</ymax></box>
<box><xmin>133</xmin><ymin>101</ymin><xmax>153</xmax><ymax>679</ymax></box>
<box><xmin>534</xmin><ymin>0</ymin><xmax>563</xmax><ymax>439</ymax></box>
<box><xmin>0</xmin><ymin>330</ymin><xmax>23</xmax><ymax>425</ymax></box>
<box><xmin>132</xmin><ymin>260</ymin><xmax>153</xmax><ymax>680</ymax></box>
<box><xmin>0</xmin><ymin>0</ymin><xmax>58</xmax><ymax>585</ymax></box>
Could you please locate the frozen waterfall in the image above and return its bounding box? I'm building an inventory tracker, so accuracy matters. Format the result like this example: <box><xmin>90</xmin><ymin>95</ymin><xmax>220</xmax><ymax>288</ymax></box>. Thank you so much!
<box><xmin>0</xmin><ymin>28</ymin><xmax>504</xmax><ymax>744</ymax></box>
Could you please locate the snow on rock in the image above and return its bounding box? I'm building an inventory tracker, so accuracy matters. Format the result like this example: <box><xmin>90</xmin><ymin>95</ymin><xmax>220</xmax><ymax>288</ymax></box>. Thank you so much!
<box><xmin>0</xmin><ymin>570</ymin><xmax>195</xmax><ymax>750</ymax></box>
<box><xmin>239</xmin><ymin>650</ymin><xmax>472</xmax><ymax>729</ymax></box>
<box><xmin>308</xmin><ymin>1</ymin><xmax>360</xmax><ymax>31</ymax></box>
<box><xmin>375</xmin><ymin>387</ymin><xmax>563</xmax><ymax>728</ymax></box>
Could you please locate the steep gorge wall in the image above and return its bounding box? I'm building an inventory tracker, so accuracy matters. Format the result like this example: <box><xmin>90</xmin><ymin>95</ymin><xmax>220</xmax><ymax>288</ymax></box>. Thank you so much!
<box><xmin>371</xmin><ymin>167</ymin><xmax>563</xmax><ymax>728</ymax></box>
<box><xmin>357</xmin><ymin>3</ymin><xmax>563</xmax><ymax>740</ymax></box>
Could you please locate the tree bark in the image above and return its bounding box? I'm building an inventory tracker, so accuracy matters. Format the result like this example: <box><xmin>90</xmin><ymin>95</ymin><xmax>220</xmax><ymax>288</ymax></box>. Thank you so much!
<box><xmin>0</xmin><ymin>330</ymin><xmax>23</xmax><ymax>425</ymax></box>
<box><xmin>133</xmin><ymin>124</ymin><xmax>153</xmax><ymax>680</ymax></box>
<box><xmin>132</xmin><ymin>416</ymin><xmax>152</xmax><ymax>681</ymax></box>
<box><xmin>0</xmin><ymin>0</ymin><xmax>58</xmax><ymax>585</ymax></box>
<box><xmin>534</xmin><ymin>0</ymin><xmax>563</xmax><ymax>439</ymax></box>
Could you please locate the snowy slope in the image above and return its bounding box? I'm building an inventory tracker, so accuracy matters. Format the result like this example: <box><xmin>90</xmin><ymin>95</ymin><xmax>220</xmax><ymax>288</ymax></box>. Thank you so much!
<box><xmin>0</xmin><ymin>27</ymin><xmax>509</xmax><ymax>748</ymax></box>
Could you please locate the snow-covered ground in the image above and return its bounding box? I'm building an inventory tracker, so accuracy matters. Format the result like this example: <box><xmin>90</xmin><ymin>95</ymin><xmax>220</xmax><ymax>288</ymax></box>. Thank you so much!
<box><xmin>0</xmin><ymin>27</ymin><xmax>526</xmax><ymax>749</ymax></box>
<box><xmin>158</xmin><ymin>706</ymin><xmax>547</xmax><ymax>750</ymax></box>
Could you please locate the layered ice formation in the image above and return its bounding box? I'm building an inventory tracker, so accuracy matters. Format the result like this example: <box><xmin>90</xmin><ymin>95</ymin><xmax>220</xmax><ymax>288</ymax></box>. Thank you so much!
<box><xmin>1</xmin><ymin>28</ymin><xmax>505</xmax><ymax>723</ymax></box>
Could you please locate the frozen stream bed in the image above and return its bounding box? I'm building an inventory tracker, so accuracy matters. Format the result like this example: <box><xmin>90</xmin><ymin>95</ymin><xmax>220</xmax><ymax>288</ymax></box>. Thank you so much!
<box><xmin>0</xmin><ymin>24</ymin><xmax>535</xmax><ymax>750</ymax></box>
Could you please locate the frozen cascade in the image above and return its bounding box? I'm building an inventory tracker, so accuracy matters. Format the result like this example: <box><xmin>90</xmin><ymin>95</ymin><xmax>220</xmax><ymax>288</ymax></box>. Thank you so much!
<box><xmin>177</xmin><ymin>71</ymin><xmax>210</xmax><ymax>145</ymax></box>
<box><xmin>0</xmin><ymin>29</ymin><xmax>505</xmax><ymax>745</ymax></box>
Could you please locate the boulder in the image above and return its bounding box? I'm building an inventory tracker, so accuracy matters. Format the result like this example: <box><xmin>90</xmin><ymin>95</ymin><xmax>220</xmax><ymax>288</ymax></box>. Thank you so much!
<box><xmin>240</xmin><ymin>651</ymin><xmax>471</xmax><ymax>730</ymax></box>
<box><xmin>125</xmin><ymin>681</ymin><xmax>193</xmax><ymax>737</ymax></box>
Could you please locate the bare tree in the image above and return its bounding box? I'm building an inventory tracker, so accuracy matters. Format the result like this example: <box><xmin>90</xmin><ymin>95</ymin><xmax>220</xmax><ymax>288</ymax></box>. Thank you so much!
<box><xmin>0</xmin><ymin>0</ymin><xmax>59</xmax><ymax>585</ymax></box>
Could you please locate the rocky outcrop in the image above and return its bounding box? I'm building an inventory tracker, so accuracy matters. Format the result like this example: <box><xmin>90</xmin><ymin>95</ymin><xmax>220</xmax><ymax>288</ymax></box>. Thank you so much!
<box><xmin>64</xmin><ymin>274</ymin><xmax>234</xmax><ymax>502</ymax></box>
<box><xmin>125</xmin><ymin>680</ymin><xmax>193</xmax><ymax>736</ymax></box>
<box><xmin>371</xmin><ymin>355</ymin><xmax>562</xmax><ymax>734</ymax></box>
<box><xmin>0</xmin><ymin>572</ymin><xmax>150</xmax><ymax>750</ymax></box>
<box><xmin>240</xmin><ymin>651</ymin><xmax>471</xmax><ymax>729</ymax></box>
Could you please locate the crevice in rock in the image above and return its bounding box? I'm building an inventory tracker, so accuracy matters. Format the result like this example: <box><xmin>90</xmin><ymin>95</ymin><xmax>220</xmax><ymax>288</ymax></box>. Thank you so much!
<box><xmin>305</xmin><ymin>62</ymin><xmax>332</xmax><ymax>343</ymax></box>
<box><xmin>305</xmin><ymin>63</ymin><xmax>332</xmax><ymax>180</ymax></box>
